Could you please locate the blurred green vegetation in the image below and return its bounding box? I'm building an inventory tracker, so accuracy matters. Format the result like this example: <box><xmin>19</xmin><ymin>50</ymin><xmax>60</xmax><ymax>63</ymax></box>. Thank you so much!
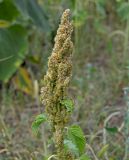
<box><xmin>0</xmin><ymin>0</ymin><xmax>129</xmax><ymax>159</ymax></box>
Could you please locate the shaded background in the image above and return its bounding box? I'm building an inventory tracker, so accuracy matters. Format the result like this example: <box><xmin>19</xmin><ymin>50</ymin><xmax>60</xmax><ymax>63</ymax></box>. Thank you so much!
<box><xmin>0</xmin><ymin>0</ymin><xmax>129</xmax><ymax>159</ymax></box>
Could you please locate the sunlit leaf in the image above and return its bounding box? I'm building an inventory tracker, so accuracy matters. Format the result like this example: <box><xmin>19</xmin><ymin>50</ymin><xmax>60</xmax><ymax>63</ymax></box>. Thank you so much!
<box><xmin>0</xmin><ymin>20</ymin><xmax>10</xmax><ymax>28</ymax></box>
<box><xmin>68</xmin><ymin>125</ymin><xmax>86</xmax><ymax>154</ymax></box>
<box><xmin>32</xmin><ymin>114</ymin><xmax>47</xmax><ymax>135</ymax></box>
<box><xmin>13</xmin><ymin>67</ymin><xmax>33</xmax><ymax>95</ymax></box>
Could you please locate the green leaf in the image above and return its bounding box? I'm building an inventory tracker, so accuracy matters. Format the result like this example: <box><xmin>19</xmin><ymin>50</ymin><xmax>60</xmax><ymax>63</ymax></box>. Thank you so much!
<box><xmin>105</xmin><ymin>126</ymin><xmax>118</xmax><ymax>134</ymax></box>
<box><xmin>79</xmin><ymin>154</ymin><xmax>91</xmax><ymax>160</ymax></box>
<box><xmin>67</xmin><ymin>125</ymin><xmax>86</xmax><ymax>154</ymax></box>
<box><xmin>117</xmin><ymin>2</ymin><xmax>129</xmax><ymax>20</ymax></box>
<box><xmin>61</xmin><ymin>99</ymin><xmax>74</xmax><ymax>112</ymax></box>
<box><xmin>97</xmin><ymin>144</ymin><xmax>109</xmax><ymax>158</ymax></box>
<box><xmin>0</xmin><ymin>0</ymin><xmax>19</xmax><ymax>21</ymax></box>
<box><xmin>14</xmin><ymin>0</ymin><xmax>50</xmax><ymax>31</ymax></box>
<box><xmin>0</xmin><ymin>24</ymin><xmax>28</xmax><ymax>82</ymax></box>
<box><xmin>31</xmin><ymin>114</ymin><xmax>47</xmax><ymax>134</ymax></box>
<box><xmin>64</xmin><ymin>139</ymin><xmax>79</xmax><ymax>157</ymax></box>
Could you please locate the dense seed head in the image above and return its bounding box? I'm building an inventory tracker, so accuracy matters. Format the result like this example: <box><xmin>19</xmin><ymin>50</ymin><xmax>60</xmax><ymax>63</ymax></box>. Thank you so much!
<box><xmin>41</xmin><ymin>9</ymin><xmax>73</xmax><ymax>160</ymax></box>
<box><xmin>41</xmin><ymin>9</ymin><xmax>73</xmax><ymax>121</ymax></box>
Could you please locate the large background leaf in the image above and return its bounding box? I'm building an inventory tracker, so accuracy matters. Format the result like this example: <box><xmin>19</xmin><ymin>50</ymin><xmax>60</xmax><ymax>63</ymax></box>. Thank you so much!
<box><xmin>0</xmin><ymin>0</ymin><xmax>19</xmax><ymax>21</ymax></box>
<box><xmin>14</xmin><ymin>0</ymin><xmax>50</xmax><ymax>31</ymax></box>
<box><xmin>0</xmin><ymin>24</ymin><xmax>28</xmax><ymax>82</ymax></box>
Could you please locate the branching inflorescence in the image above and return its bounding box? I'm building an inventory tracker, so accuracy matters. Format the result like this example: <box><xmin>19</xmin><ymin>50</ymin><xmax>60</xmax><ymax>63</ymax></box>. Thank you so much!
<box><xmin>41</xmin><ymin>9</ymin><xmax>73</xmax><ymax>159</ymax></box>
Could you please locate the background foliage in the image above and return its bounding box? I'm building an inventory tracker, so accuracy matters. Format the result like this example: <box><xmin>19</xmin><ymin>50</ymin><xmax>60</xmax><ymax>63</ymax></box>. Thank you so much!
<box><xmin>0</xmin><ymin>0</ymin><xmax>129</xmax><ymax>159</ymax></box>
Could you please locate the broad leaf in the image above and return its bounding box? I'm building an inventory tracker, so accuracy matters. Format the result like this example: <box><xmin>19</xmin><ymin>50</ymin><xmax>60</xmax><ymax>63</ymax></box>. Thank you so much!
<box><xmin>0</xmin><ymin>24</ymin><xmax>28</xmax><ymax>82</ymax></box>
<box><xmin>64</xmin><ymin>139</ymin><xmax>79</xmax><ymax>157</ymax></box>
<box><xmin>0</xmin><ymin>0</ymin><xmax>19</xmax><ymax>21</ymax></box>
<box><xmin>14</xmin><ymin>0</ymin><xmax>50</xmax><ymax>31</ymax></box>
<box><xmin>32</xmin><ymin>114</ymin><xmax>47</xmax><ymax>134</ymax></box>
<box><xmin>68</xmin><ymin>125</ymin><xmax>86</xmax><ymax>154</ymax></box>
